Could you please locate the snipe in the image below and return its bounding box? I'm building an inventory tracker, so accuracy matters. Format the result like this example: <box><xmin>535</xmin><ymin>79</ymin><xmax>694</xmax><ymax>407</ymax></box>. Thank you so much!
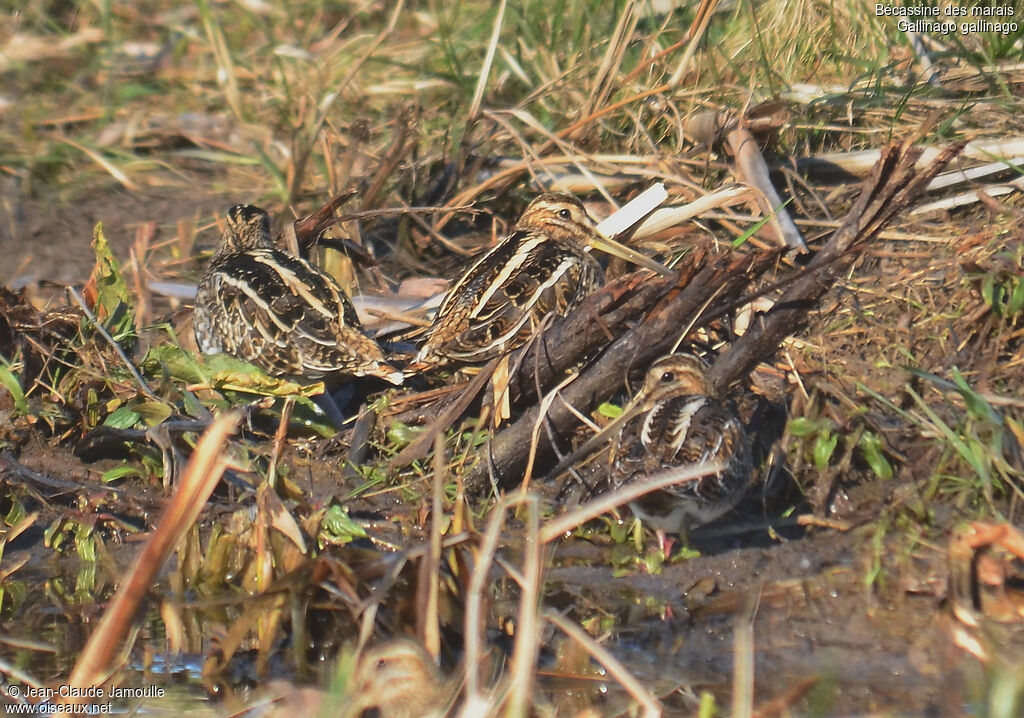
<box><xmin>552</xmin><ymin>353</ymin><xmax>753</xmax><ymax>551</ymax></box>
<box><xmin>341</xmin><ymin>640</ymin><xmax>451</xmax><ymax>718</ymax></box>
<box><xmin>194</xmin><ymin>204</ymin><xmax>403</xmax><ymax>385</ymax></box>
<box><xmin>411</xmin><ymin>193</ymin><xmax>667</xmax><ymax>368</ymax></box>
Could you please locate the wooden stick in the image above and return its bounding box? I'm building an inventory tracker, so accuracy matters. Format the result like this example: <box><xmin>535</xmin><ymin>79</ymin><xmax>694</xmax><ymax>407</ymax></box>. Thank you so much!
<box><xmin>66</xmin><ymin>412</ymin><xmax>239</xmax><ymax>693</ymax></box>
<box><xmin>465</xmin><ymin>138</ymin><xmax>965</xmax><ymax>494</ymax></box>
<box><xmin>726</xmin><ymin>126</ymin><xmax>808</xmax><ymax>252</ymax></box>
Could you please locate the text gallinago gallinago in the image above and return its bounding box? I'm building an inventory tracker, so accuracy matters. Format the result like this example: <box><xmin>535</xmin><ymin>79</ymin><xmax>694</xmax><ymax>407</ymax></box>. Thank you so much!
<box><xmin>553</xmin><ymin>353</ymin><xmax>753</xmax><ymax>551</ymax></box>
<box><xmin>194</xmin><ymin>204</ymin><xmax>403</xmax><ymax>385</ymax></box>
<box><xmin>411</xmin><ymin>193</ymin><xmax>668</xmax><ymax>368</ymax></box>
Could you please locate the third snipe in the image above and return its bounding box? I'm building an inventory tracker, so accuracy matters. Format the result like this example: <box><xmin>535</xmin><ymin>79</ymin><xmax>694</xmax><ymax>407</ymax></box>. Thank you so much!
<box><xmin>553</xmin><ymin>353</ymin><xmax>753</xmax><ymax>551</ymax></box>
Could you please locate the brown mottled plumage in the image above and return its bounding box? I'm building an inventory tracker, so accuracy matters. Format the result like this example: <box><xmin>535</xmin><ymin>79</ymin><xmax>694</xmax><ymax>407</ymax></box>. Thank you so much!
<box><xmin>256</xmin><ymin>640</ymin><xmax>451</xmax><ymax>718</ymax></box>
<box><xmin>413</xmin><ymin>193</ymin><xmax>665</xmax><ymax>367</ymax></box>
<box><xmin>341</xmin><ymin>640</ymin><xmax>451</xmax><ymax>718</ymax></box>
<box><xmin>193</xmin><ymin>204</ymin><xmax>403</xmax><ymax>384</ymax></box>
<box><xmin>554</xmin><ymin>354</ymin><xmax>753</xmax><ymax>538</ymax></box>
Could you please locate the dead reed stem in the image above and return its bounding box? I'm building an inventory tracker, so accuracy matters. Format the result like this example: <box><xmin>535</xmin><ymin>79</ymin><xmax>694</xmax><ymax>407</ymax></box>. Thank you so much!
<box><xmin>67</xmin><ymin>412</ymin><xmax>240</xmax><ymax>693</ymax></box>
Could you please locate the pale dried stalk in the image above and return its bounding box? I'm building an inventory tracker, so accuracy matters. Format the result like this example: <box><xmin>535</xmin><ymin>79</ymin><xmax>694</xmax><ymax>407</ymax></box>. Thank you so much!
<box><xmin>630</xmin><ymin>185</ymin><xmax>753</xmax><ymax>240</ymax></box>
<box><xmin>465</xmin><ymin>0</ymin><xmax>507</xmax><ymax>126</ymax></box>
<box><xmin>798</xmin><ymin>138</ymin><xmax>1024</xmax><ymax>177</ymax></box>
<box><xmin>423</xmin><ymin>432</ymin><xmax>445</xmax><ymax>661</ymax></box>
<box><xmin>67</xmin><ymin>412</ymin><xmax>240</xmax><ymax>692</ymax></box>
<box><xmin>491</xmin><ymin>108</ymin><xmax>620</xmax><ymax>204</ymax></box>
<box><xmin>595</xmin><ymin>182</ymin><xmax>668</xmax><ymax>237</ymax></box>
<box><xmin>266</xmin><ymin>396</ymin><xmax>294</xmax><ymax>489</ymax></box>
<box><xmin>545</xmin><ymin>610</ymin><xmax>662</xmax><ymax>718</ymax></box>
<box><xmin>669</xmin><ymin>0</ymin><xmax>721</xmax><ymax>88</ymax></box>
<box><xmin>926</xmin><ymin>155</ymin><xmax>1024</xmax><ymax>191</ymax></box>
<box><xmin>520</xmin><ymin>371</ymin><xmax>580</xmax><ymax>498</ymax></box>
<box><xmin>463</xmin><ymin>500</ymin><xmax>508</xmax><ymax>702</ymax></box>
<box><xmin>57</xmin><ymin>136</ymin><xmax>139</xmax><ymax>192</ymax></box>
<box><xmin>732</xmin><ymin>592</ymin><xmax>758</xmax><ymax>718</ymax></box>
<box><xmin>539</xmin><ymin>461</ymin><xmax>723</xmax><ymax>543</ymax></box>
<box><xmin>911</xmin><ymin>176</ymin><xmax>1024</xmax><ymax>215</ymax></box>
<box><xmin>727</xmin><ymin>127</ymin><xmax>808</xmax><ymax>251</ymax></box>
<box><xmin>582</xmin><ymin>0</ymin><xmax>642</xmax><ymax>120</ymax></box>
<box><xmin>507</xmin><ymin>497</ymin><xmax>542</xmax><ymax>718</ymax></box>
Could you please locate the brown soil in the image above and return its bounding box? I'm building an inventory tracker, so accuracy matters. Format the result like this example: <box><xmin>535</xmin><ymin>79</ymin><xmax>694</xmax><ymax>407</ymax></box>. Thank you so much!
<box><xmin>2</xmin><ymin>179</ymin><xmax>1020</xmax><ymax>716</ymax></box>
<box><xmin>1</xmin><ymin>186</ymin><xmax>233</xmax><ymax>287</ymax></box>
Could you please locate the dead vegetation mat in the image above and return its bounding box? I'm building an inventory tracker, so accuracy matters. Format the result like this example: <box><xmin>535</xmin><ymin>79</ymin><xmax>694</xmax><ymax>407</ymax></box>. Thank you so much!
<box><xmin>2</xmin><ymin>133</ymin><xmax>1024</xmax><ymax>715</ymax></box>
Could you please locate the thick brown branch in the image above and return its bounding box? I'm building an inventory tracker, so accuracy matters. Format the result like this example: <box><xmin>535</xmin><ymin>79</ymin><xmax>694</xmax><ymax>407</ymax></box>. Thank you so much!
<box><xmin>466</xmin><ymin>138</ymin><xmax>966</xmax><ymax>496</ymax></box>
<box><xmin>465</xmin><ymin>251</ymin><xmax>767</xmax><ymax>494</ymax></box>
<box><xmin>504</xmin><ymin>259</ymin><xmax>696</xmax><ymax>405</ymax></box>
<box><xmin>708</xmin><ymin>139</ymin><xmax>965</xmax><ymax>392</ymax></box>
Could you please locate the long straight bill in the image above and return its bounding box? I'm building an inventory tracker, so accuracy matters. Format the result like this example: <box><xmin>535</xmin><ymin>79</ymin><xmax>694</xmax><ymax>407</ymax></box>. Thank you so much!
<box><xmin>590</xmin><ymin>182</ymin><xmax>673</xmax><ymax>277</ymax></box>
<box><xmin>588</xmin><ymin>233</ymin><xmax>674</xmax><ymax>277</ymax></box>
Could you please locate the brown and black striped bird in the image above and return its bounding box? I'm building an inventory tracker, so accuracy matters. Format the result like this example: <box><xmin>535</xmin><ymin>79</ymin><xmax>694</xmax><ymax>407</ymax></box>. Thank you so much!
<box><xmin>552</xmin><ymin>353</ymin><xmax>753</xmax><ymax>550</ymax></box>
<box><xmin>411</xmin><ymin>193</ymin><xmax>668</xmax><ymax>368</ymax></box>
<box><xmin>340</xmin><ymin>640</ymin><xmax>452</xmax><ymax>718</ymax></box>
<box><xmin>193</xmin><ymin>204</ymin><xmax>403</xmax><ymax>385</ymax></box>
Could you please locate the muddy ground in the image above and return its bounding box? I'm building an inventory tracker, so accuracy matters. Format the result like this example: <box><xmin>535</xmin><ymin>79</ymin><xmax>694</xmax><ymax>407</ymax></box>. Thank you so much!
<box><xmin>0</xmin><ymin>311</ymin><xmax>1007</xmax><ymax>718</ymax></box>
<box><xmin>1</xmin><ymin>187</ymin><xmax>232</xmax><ymax>288</ymax></box>
<box><xmin>2</xmin><ymin>16</ymin><xmax>1023</xmax><ymax>714</ymax></box>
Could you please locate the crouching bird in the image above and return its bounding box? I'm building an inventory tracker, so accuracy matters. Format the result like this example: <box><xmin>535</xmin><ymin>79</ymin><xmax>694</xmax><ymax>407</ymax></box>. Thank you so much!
<box><xmin>193</xmin><ymin>204</ymin><xmax>403</xmax><ymax>387</ymax></box>
<box><xmin>550</xmin><ymin>353</ymin><xmax>753</xmax><ymax>555</ymax></box>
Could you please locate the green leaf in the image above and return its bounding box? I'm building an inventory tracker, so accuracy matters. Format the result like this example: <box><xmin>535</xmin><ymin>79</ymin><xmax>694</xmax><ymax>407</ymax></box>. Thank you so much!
<box><xmin>460</xmin><ymin>429</ymin><xmax>488</xmax><ymax>448</ymax></box>
<box><xmin>89</xmin><ymin>223</ymin><xmax>135</xmax><ymax>337</ymax></box>
<box><xmin>858</xmin><ymin>431</ymin><xmax>893</xmax><ymax>480</ymax></box>
<box><xmin>697</xmin><ymin>691</ymin><xmax>717</xmax><ymax>718</ymax></box>
<box><xmin>284</xmin><ymin>399</ymin><xmax>337</xmax><ymax>438</ymax></box>
<box><xmin>0</xmin><ymin>361</ymin><xmax>28</xmax><ymax>415</ymax></box>
<box><xmin>608</xmin><ymin>518</ymin><xmax>629</xmax><ymax>544</ymax></box>
<box><xmin>906</xmin><ymin>386</ymin><xmax>991</xmax><ymax>485</ymax></box>
<box><xmin>74</xmin><ymin>524</ymin><xmax>96</xmax><ymax>562</ymax></box>
<box><xmin>642</xmin><ymin>549</ymin><xmax>664</xmax><ymax>574</ymax></box>
<box><xmin>181</xmin><ymin>390</ymin><xmax>206</xmax><ymax>418</ymax></box>
<box><xmin>203</xmin><ymin>353</ymin><xmax>324</xmax><ymax>396</ymax></box>
<box><xmin>981</xmin><ymin>274</ymin><xmax>996</xmax><ymax>307</ymax></box>
<box><xmin>596</xmin><ymin>402</ymin><xmax>623</xmax><ymax>419</ymax></box>
<box><xmin>732</xmin><ymin>197</ymin><xmax>793</xmax><ymax>248</ymax></box>
<box><xmin>141</xmin><ymin>343</ymin><xmax>207</xmax><ymax>384</ymax></box>
<box><xmin>142</xmin><ymin>343</ymin><xmax>335</xmax><ymax>434</ymax></box>
<box><xmin>102</xmin><ymin>465</ymin><xmax>142</xmax><ymax>482</ymax></box>
<box><xmin>950</xmin><ymin>367</ymin><xmax>997</xmax><ymax>423</ymax></box>
<box><xmin>44</xmin><ymin>518</ymin><xmax>66</xmax><ymax>551</ymax></box>
<box><xmin>134</xmin><ymin>400</ymin><xmax>174</xmax><ymax>427</ymax></box>
<box><xmin>788</xmin><ymin>416</ymin><xmax>822</xmax><ymax>437</ymax></box>
<box><xmin>141</xmin><ymin>344</ymin><xmax>324</xmax><ymax>398</ymax></box>
<box><xmin>387</xmin><ymin>421</ymin><xmax>422</xmax><ymax>447</ymax></box>
<box><xmin>1008</xmin><ymin>278</ymin><xmax>1024</xmax><ymax>315</ymax></box>
<box><xmin>813</xmin><ymin>431</ymin><xmax>838</xmax><ymax>470</ymax></box>
<box><xmin>103</xmin><ymin>406</ymin><xmax>141</xmax><ymax>429</ymax></box>
<box><xmin>675</xmin><ymin>546</ymin><xmax>701</xmax><ymax>560</ymax></box>
<box><xmin>4</xmin><ymin>499</ymin><xmax>28</xmax><ymax>528</ymax></box>
<box><xmin>320</xmin><ymin>504</ymin><xmax>367</xmax><ymax>545</ymax></box>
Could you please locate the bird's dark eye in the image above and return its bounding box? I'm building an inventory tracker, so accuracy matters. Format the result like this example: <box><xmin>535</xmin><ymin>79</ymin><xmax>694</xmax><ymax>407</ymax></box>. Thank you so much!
<box><xmin>558</xmin><ymin>208</ymin><xmax>572</xmax><ymax>219</ymax></box>
<box><xmin>660</xmin><ymin>371</ymin><xmax>675</xmax><ymax>383</ymax></box>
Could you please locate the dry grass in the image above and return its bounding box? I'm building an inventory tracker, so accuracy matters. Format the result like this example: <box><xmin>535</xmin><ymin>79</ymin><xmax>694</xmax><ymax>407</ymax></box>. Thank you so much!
<box><xmin>2</xmin><ymin>0</ymin><xmax>1024</xmax><ymax>715</ymax></box>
